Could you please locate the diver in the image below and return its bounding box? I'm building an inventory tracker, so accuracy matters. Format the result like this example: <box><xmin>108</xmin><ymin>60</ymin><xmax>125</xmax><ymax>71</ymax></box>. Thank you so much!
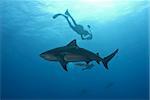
<box><xmin>53</xmin><ymin>9</ymin><xmax>93</xmax><ymax>40</ymax></box>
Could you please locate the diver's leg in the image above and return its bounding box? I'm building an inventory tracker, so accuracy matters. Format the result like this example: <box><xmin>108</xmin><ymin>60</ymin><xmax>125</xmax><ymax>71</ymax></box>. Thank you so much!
<box><xmin>65</xmin><ymin>9</ymin><xmax>77</xmax><ymax>26</ymax></box>
<box><xmin>64</xmin><ymin>15</ymin><xmax>75</xmax><ymax>29</ymax></box>
<box><xmin>67</xmin><ymin>19</ymin><xmax>75</xmax><ymax>29</ymax></box>
<box><xmin>53</xmin><ymin>13</ymin><xmax>63</xmax><ymax>19</ymax></box>
<box><xmin>53</xmin><ymin>13</ymin><xmax>75</xmax><ymax>29</ymax></box>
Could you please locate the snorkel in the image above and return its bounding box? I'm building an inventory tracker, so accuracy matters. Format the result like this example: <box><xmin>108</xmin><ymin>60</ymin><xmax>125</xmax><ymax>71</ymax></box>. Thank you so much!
<box><xmin>87</xmin><ymin>25</ymin><xmax>92</xmax><ymax>34</ymax></box>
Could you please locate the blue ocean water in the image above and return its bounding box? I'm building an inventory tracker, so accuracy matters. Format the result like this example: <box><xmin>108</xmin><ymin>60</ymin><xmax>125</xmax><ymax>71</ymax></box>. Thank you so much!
<box><xmin>1</xmin><ymin>0</ymin><xmax>149</xmax><ymax>100</ymax></box>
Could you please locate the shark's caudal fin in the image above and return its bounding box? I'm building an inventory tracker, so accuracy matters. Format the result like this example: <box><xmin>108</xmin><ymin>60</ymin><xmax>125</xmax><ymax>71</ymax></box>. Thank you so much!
<box><xmin>102</xmin><ymin>49</ymin><xmax>119</xmax><ymax>69</ymax></box>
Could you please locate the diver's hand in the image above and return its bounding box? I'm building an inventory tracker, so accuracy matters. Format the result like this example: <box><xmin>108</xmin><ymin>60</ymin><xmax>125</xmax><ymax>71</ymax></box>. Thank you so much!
<box><xmin>81</xmin><ymin>34</ymin><xmax>92</xmax><ymax>40</ymax></box>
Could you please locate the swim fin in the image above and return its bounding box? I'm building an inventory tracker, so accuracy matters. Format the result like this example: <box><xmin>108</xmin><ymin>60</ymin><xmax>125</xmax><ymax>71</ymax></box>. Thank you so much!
<box><xmin>65</xmin><ymin>9</ymin><xmax>71</xmax><ymax>16</ymax></box>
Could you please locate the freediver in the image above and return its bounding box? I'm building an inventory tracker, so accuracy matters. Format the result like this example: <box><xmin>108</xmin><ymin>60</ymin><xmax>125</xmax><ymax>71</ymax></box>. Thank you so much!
<box><xmin>53</xmin><ymin>9</ymin><xmax>93</xmax><ymax>40</ymax></box>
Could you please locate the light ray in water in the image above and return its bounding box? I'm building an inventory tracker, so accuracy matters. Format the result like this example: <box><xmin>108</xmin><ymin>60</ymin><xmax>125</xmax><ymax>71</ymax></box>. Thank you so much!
<box><xmin>39</xmin><ymin>0</ymin><xmax>149</xmax><ymax>22</ymax></box>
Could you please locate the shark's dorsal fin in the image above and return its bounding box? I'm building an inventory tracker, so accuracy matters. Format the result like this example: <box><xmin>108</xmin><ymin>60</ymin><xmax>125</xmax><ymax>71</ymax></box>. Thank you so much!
<box><xmin>66</xmin><ymin>39</ymin><xmax>78</xmax><ymax>47</ymax></box>
<box><xmin>96</xmin><ymin>53</ymin><xmax>99</xmax><ymax>56</ymax></box>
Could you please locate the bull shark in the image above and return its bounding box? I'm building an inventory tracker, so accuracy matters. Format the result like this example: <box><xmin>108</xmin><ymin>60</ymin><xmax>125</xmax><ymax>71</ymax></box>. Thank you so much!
<box><xmin>40</xmin><ymin>39</ymin><xmax>118</xmax><ymax>71</ymax></box>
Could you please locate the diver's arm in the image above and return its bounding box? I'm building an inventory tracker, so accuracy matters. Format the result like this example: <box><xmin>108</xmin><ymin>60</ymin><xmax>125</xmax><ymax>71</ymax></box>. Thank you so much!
<box><xmin>86</xmin><ymin>33</ymin><xmax>93</xmax><ymax>40</ymax></box>
<box><xmin>86</xmin><ymin>26</ymin><xmax>93</xmax><ymax>40</ymax></box>
<box><xmin>81</xmin><ymin>35</ymin><xmax>87</xmax><ymax>40</ymax></box>
<box><xmin>81</xmin><ymin>33</ymin><xmax>93</xmax><ymax>40</ymax></box>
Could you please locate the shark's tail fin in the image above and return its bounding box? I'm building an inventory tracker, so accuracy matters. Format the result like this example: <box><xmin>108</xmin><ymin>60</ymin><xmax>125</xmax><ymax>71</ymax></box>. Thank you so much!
<box><xmin>102</xmin><ymin>49</ymin><xmax>119</xmax><ymax>69</ymax></box>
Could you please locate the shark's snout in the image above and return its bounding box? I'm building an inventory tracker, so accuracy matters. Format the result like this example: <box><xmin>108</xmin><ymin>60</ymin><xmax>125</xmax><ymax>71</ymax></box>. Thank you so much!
<box><xmin>40</xmin><ymin>52</ymin><xmax>57</xmax><ymax>61</ymax></box>
<box><xmin>40</xmin><ymin>53</ymin><xmax>45</xmax><ymax>58</ymax></box>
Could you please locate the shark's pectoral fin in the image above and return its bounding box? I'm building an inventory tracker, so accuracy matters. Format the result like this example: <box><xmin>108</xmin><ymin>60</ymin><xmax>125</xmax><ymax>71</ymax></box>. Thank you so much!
<box><xmin>58</xmin><ymin>56</ymin><xmax>68</xmax><ymax>71</ymax></box>
<box><xmin>59</xmin><ymin>61</ymin><xmax>68</xmax><ymax>71</ymax></box>
<box><xmin>56</xmin><ymin>54</ymin><xmax>68</xmax><ymax>71</ymax></box>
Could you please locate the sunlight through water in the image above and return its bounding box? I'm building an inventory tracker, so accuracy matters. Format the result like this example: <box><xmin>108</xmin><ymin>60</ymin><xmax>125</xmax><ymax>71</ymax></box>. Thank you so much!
<box><xmin>39</xmin><ymin>0</ymin><xmax>149</xmax><ymax>22</ymax></box>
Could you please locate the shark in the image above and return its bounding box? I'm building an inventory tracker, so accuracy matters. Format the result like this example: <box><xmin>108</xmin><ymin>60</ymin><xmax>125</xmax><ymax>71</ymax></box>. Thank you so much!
<box><xmin>40</xmin><ymin>39</ymin><xmax>118</xmax><ymax>71</ymax></box>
